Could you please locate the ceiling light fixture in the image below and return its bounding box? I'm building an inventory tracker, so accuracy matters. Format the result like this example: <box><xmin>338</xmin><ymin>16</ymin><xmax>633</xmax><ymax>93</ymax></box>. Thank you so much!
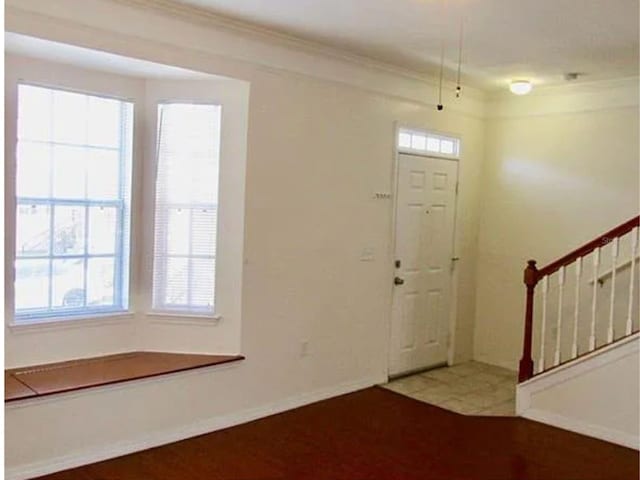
<box><xmin>509</xmin><ymin>80</ymin><xmax>533</xmax><ymax>95</ymax></box>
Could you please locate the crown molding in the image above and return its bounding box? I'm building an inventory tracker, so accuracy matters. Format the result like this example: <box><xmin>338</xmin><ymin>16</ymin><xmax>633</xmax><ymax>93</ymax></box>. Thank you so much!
<box><xmin>5</xmin><ymin>0</ymin><xmax>487</xmax><ymax>117</ymax></box>
<box><xmin>105</xmin><ymin>0</ymin><xmax>485</xmax><ymax>104</ymax></box>
<box><xmin>486</xmin><ymin>76</ymin><xmax>640</xmax><ymax>119</ymax></box>
<box><xmin>106</xmin><ymin>0</ymin><xmax>454</xmax><ymax>93</ymax></box>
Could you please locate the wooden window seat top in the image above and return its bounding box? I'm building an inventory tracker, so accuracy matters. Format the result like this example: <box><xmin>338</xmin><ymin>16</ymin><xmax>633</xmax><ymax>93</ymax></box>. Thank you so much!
<box><xmin>5</xmin><ymin>352</ymin><xmax>244</xmax><ymax>402</ymax></box>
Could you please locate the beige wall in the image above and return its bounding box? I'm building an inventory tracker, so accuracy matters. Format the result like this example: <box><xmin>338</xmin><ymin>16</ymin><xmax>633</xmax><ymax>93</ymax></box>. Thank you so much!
<box><xmin>474</xmin><ymin>83</ymin><xmax>640</xmax><ymax>369</ymax></box>
<box><xmin>5</xmin><ymin>1</ymin><xmax>485</xmax><ymax>476</ymax></box>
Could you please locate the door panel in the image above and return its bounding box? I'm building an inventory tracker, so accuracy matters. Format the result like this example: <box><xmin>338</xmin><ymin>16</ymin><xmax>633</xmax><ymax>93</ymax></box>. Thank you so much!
<box><xmin>389</xmin><ymin>154</ymin><xmax>458</xmax><ymax>376</ymax></box>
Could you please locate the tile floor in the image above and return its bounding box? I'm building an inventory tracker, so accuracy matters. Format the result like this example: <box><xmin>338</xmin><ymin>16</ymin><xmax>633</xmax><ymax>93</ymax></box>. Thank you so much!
<box><xmin>382</xmin><ymin>361</ymin><xmax>517</xmax><ymax>416</ymax></box>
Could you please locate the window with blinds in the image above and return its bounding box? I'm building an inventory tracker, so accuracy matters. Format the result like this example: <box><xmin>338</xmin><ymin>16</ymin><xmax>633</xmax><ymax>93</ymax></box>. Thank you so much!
<box><xmin>152</xmin><ymin>103</ymin><xmax>222</xmax><ymax>314</ymax></box>
<box><xmin>14</xmin><ymin>84</ymin><xmax>133</xmax><ymax>321</ymax></box>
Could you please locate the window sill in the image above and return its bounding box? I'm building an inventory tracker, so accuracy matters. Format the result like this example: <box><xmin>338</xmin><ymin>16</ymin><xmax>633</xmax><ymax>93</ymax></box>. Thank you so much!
<box><xmin>5</xmin><ymin>351</ymin><xmax>245</xmax><ymax>402</ymax></box>
<box><xmin>8</xmin><ymin>311</ymin><xmax>135</xmax><ymax>332</ymax></box>
<box><xmin>145</xmin><ymin>311</ymin><xmax>222</xmax><ymax>326</ymax></box>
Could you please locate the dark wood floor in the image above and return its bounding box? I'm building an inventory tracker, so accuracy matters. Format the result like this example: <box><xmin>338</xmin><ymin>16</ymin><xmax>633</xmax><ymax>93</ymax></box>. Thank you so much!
<box><xmin>35</xmin><ymin>387</ymin><xmax>638</xmax><ymax>480</ymax></box>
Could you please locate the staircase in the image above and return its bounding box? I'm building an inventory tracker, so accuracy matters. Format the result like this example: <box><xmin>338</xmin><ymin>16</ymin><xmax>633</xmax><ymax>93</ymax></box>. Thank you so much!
<box><xmin>516</xmin><ymin>216</ymin><xmax>639</xmax><ymax>449</ymax></box>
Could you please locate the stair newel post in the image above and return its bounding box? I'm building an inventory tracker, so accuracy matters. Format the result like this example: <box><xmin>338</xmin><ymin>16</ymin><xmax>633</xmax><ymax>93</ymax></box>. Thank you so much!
<box><xmin>519</xmin><ymin>260</ymin><xmax>539</xmax><ymax>382</ymax></box>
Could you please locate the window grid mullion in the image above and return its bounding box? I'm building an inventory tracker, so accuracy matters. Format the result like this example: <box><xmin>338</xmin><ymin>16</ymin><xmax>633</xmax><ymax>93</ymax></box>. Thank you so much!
<box><xmin>16</xmin><ymin>253</ymin><xmax>117</xmax><ymax>261</ymax></box>
<box><xmin>19</xmin><ymin>138</ymin><xmax>121</xmax><ymax>152</ymax></box>
<box><xmin>17</xmin><ymin>197</ymin><xmax>122</xmax><ymax>208</ymax></box>
<box><xmin>46</xmin><ymin>88</ymin><xmax>55</xmax><ymax>310</ymax></box>
<box><xmin>83</xmin><ymin>204</ymin><xmax>89</xmax><ymax>307</ymax></box>
<box><xmin>47</xmin><ymin>205</ymin><xmax>55</xmax><ymax>310</ymax></box>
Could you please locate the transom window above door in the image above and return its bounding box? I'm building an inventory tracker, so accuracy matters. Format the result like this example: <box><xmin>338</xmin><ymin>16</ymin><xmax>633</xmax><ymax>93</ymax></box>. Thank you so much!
<box><xmin>398</xmin><ymin>128</ymin><xmax>460</xmax><ymax>159</ymax></box>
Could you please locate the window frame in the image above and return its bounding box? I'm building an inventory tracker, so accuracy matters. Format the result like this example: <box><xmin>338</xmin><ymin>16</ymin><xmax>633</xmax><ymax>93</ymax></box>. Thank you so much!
<box><xmin>11</xmin><ymin>82</ymin><xmax>135</xmax><ymax>324</ymax></box>
<box><xmin>148</xmin><ymin>101</ymin><xmax>223</xmax><ymax>318</ymax></box>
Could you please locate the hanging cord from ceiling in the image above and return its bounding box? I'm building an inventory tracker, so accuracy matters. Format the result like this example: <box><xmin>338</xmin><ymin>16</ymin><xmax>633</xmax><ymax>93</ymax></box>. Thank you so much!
<box><xmin>437</xmin><ymin>35</ymin><xmax>445</xmax><ymax>111</ymax></box>
<box><xmin>455</xmin><ymin>18</ymin><xmax>464</xmax><ymax>98</ymax></box>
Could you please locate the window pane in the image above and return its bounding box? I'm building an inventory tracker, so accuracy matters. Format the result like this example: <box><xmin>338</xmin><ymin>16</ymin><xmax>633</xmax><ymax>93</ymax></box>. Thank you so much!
<box><xmin>87</xmin><ymin>96</ymin><xmax>121</xmax><ymax>148</ymax></box>
<box><xmin>52</xmin><ymin>145</ymin><xmax>87</xmax><ymax>199</ymax></box>
<box><xmin>53</xmin><ymin>205</ymin><xmax>86</xmax><ymax>256</ymax></box>
<box><xmin>51</xmin><ymin>258</ymin><xmax>85</xmax><ymax>308</ymax></box>
<box><xmin>165</xmin><ymin>257</ymin><xmax>188</xmax><ymax>306</ymax></box>
<box><xmin>191</xmin><ymin>258</ymin><xmax>215</xmax><ymax>308</ymax></box>
<box><xmin>17</xmin><ymin>142</ymin><xmax>51</xmax><ymax>198</ymax></box>
<box><xmin>441</xmin><ymin>139</ymin><xmax>455</xmax><ymax>155</ymax></box>
<box><xmin>52</xmin><ymin>89</ymin><xmax>87</xmax><ymax>145</ymax></box>
<box><xmin>87</xmin><ymin>149</ymin><xmax>120</xmax><ymax>199</ymax></box>
<box><xmin>167</xmin><ymin>208</ymin><xmax>190</xmax><ymax>255</ymax></box>
<box><xmin>426</xmin><ymin>137</ymin><xmax>440</xmax><ymax>152</ymax></box>
<box><xmin>88</xmin><ymin>206</ymin><xmax>117</xmax><ymax>254</ymax></box>
<box><xmin>16</xmin><ymin>204</ymin><xmax>50</xmax><ymax>257</ymax></box>
<box><xmin>411</xmin><ymin>134</ymin><xmax>426</xmax><ymax>150</ymax></box>
<box><xmin>192</xmin><ymin>207</ymin><xmax>217</xmax><ymax>256</ymax></box>
<box><xmin>15</xmin><ymin>259</ymin><xmax>50</xmax><ymax>310</ymax></box>
<box><xmin>17</xmin><ymin>85</ymin><xmax>52</xmax><ymax>141</ymax></box>
<box><xmin>87</xmin><ymin>257</ymin><xmax>114</xmax><ymax>306</ymax></box>
<box><xmin>398</xmin><ymin>132</ymin><xmax>411</xmax><ymax>148</ymax></box>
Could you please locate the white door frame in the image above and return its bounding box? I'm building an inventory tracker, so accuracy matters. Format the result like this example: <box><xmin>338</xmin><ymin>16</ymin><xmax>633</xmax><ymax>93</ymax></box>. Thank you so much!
<box><xmin>386</xmin><ymin>123</ymin><xmax>462</xmax><ymax>378</ymax></box>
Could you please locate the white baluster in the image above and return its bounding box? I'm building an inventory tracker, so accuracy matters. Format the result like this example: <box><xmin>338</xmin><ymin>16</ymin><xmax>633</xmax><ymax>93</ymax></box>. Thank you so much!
<box><xmin>626</xmin><ymin>228</ymin><xmax>638</xmax><ymax>335</ymax></box>
<box><xmin>554</xmin><ymin>267</ymin><xmax>565</xmax><ymax>366</ymax></box>
<box><xmin>607</xmin><ymin>238</ymin><xmax>619</xmax><ymax>343</ymax></box>
<box><xmin>538</xmin><ymin>275</ymin><xmax>549</xmax><ymax>373</ymax></box>
<box><xmin>572</xmin><ymin>258</ymin><xmax>582</xmax><ymax>358</ymax></box>
<box><xmin>590</xmin><ymin>248</ymin><xmax>600</xmax><ymax>350</ymax></box>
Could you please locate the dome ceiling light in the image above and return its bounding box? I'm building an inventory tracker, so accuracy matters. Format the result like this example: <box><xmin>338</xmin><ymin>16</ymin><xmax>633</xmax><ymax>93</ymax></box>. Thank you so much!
<box><xmin>509</xmin><ymin>80</ymin><xmax>533</xmax><ymax>95</ymax></box>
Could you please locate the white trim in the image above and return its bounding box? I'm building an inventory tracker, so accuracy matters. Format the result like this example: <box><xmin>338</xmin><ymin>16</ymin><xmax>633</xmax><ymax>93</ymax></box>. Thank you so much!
<box><xmin>4</xmin><ymin>1</ymin><xmax>486</xmax><ymax>118</ymax></box>
<box><xmin>519</xmin><ymin>332</ymin><xmax>639</xmax><ymax>387</ymax></box>
<box><xmin>516</xmin><ymin>333</ymin><xmax>639</xmax><ymax>449</ymax></box>
<box><xmin>522</xmin><ymin>408</ymin><xmax>639</xmax><ymax>450</ymax></box>
<box><xmin>145</xmin><ymin>311</ymin><xmax>222</xmax><ymax>326</ymax></box>
<box><xmin>108</xmin><ymin>0</ymin><xmax>474</xmax><ymax>95</ymax></box>
<box><xmin>4</xmin><ymin>374</ymin><xmax>384</xmax><ymax>480</ymax></box>
<box><xmin>8</xmin><ymin>311</ymin><xmax>135</xmax><ymax>332</ymax></box>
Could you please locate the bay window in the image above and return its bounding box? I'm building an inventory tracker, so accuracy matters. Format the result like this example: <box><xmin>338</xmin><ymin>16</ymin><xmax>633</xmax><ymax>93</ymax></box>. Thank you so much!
<box><xmin>14</xmin><ymin>84</ymin><xmax>133</xmax><ymax>321</ymax></box>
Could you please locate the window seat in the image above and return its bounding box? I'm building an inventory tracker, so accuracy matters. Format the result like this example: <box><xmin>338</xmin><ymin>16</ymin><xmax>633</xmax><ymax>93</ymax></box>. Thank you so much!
<box><xmin>5</xmin><ymin>352</ymin><xmax>244</xmax><ymax>402</ymax></box>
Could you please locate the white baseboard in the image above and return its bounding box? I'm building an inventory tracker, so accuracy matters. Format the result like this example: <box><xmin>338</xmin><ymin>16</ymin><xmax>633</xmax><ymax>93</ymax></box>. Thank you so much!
<box><xmin>523</xmin><ymin>408</ymin><xmax>640</xmax><ymax>450</ymax></box>
<box><xmin>6</xmin><ymin>375</ymin><xmax>385</xmax><ymax>480</ymax></box>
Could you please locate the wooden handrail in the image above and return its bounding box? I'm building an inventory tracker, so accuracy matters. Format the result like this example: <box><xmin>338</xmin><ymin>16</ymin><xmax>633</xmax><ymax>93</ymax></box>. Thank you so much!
<box><xmin>537</xmin><ymin>216</ymin><xmax>640</xmax><ymax>278</ymax></box>
<box><xmin>518</xmin><ymin>216</ymin><xmax>640</xmax><ymax>383</ymax></box>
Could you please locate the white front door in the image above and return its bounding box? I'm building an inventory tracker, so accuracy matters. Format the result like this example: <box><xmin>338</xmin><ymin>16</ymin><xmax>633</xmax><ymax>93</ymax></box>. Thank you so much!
<box><xmin>389</xmin><ymin>153</ymin><xmax>458</xmax><ymax>376</ymax></box>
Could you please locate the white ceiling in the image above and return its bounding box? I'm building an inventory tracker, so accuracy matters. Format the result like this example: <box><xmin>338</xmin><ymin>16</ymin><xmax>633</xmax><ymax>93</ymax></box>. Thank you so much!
<box><xmin>171</xmin><ymin>0</ymin><xmax>639</xmax><ymax>89</ymax></box>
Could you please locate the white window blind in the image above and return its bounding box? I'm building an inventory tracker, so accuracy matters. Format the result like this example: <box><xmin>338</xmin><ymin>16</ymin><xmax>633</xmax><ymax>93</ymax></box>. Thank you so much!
<box><xmin>152</xmin><ymin>103</ymin><xmax>221</xmax><ymax>314</ymax></box>
<box><xmin>14</xmin><ymin>84</ymin><xmax>133</xmax><ymax>321</ymax></box>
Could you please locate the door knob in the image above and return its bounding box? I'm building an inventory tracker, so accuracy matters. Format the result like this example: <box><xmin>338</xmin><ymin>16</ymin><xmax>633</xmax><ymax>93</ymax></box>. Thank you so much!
<box><xmin>394</xmin><ymin>277</ymin><xmax>405</xmax><ymax>285</ymax></box>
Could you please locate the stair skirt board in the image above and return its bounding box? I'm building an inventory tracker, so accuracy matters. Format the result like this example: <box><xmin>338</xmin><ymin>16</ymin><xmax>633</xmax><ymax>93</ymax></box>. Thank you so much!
<box><xmin>516</xmin><ymin>333</ymin><xmax>639</xmax><ymax>450</ymax></box>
